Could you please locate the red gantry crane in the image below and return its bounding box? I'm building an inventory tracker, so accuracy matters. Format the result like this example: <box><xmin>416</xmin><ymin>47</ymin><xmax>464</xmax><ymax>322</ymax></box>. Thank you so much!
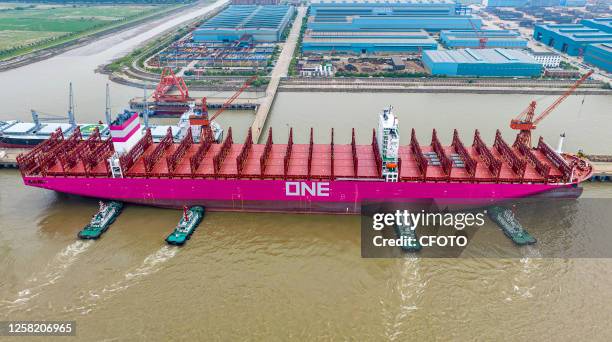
<box><xmin>153</xmin><ymin>67</ymin><xmax>191</xmax><ymax>103</ymax></box>
<box><xmin>510</xmin><ymin>70</ymin><xmax>594</xmax><ymax>147</ymax></box>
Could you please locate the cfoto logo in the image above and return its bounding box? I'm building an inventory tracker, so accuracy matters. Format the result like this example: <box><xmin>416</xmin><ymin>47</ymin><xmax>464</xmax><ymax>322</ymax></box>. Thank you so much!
<box><xmin>285</xmin><ymin>182</ymin><xmax>330</xmax><ymax>197</ymax></box>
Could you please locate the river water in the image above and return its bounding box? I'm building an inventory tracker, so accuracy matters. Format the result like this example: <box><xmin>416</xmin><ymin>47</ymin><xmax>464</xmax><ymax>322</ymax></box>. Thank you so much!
<box><xmin>2</xmin><ymin>1</ymin><xmax>612</xmax><ymax>339</ymax></box>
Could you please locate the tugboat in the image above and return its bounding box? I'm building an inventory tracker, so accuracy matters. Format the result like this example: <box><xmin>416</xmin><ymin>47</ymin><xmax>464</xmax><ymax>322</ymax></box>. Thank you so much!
<box><xmin>78</xmin><ymin>201</ymin><xmax>124</xmax><ymax>239</ymax></box>
<box><xmin>394</xmin><ymin>221</ymin><xmax>422</xmax><ymax>252</ymax></box>
<box><xmin>165</xmin><ymin>206</ymin><xmax>205</xmax><ymax>246</ymax></box>
<box><xmin>487</xmin><ymin>206</ymin><xmax>536</xmax><ymax>245</ymax></box>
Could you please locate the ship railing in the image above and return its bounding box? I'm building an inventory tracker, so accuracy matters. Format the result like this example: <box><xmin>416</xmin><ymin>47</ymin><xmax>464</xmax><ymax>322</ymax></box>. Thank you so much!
<box><xmin>493</xmin><ymin>130</ymin><xmax>526</xmax><ymax>181</ymax></box>
<box><xmin>537</xmin><ymin>137</ymin><xmax>573</xmax><ymax>183</ymax></box>
<box><xmin>473</xmin><ymin>129</ymin><xmax>501</xmax><ymax>181</ymax></box>
<box><xmin>307</xmin><ymin>128</ymin><xmax>314</xmax><ymax>179</ymax></box>
<box><xmin>17</xmin><ymin>128</ymin><xmax>65</xmax><ymax>176</ymax></box>
<box><xmin>144</xmin><ymin>127</ymin><xmax>174</xmax><ymax>174</ymax></box>
<box><xmin>431</xmin><ymin>128</ymin><xmax>452</xmax><ymax>181</ymax></box>
<box><xmin>189</xmin><ymin>134</ymin><xmax>213</xmax><ymax>175</ymax></box>
<box><xmin>120</xmin><ymin>128</ymin><xmax>152</xmax><ymax>173</ymax></box>
<box><xmin>409</xmin><ymin>128</ymin><xmax>428</xmax><ymax>181</ymax></box>
<box><xmin>237</xmin><ymin>128</ymin><xmax>253</xmax><ymax>176</ymax></box>
<box><xmin>372</xmin><ymin>129</ymin><xmax>382</xmax><ymax>178</ymax></box>
<box><xmin>61</xmin><ymin>127</ymin><xmax>101</xmax><ymax>172</ymax></box>
<box><xmin>259</xmin><ymin>127</ymin><xmax>273</xmax><ymax>177</ymax></box>
<box><xmin>451</xmin><ymin>129</ymin><xmax>477</xmax><ymax>179</ymax></box>
<box><xmin>167</xmin><ymin>129</ymin><xmax>193</xmax><ymax>176</ymax></box>
<box><xmin>84</xmin><ymin>138</ymin><xmax>114</xmax><ymax>176</ymax></box>
<box><xmin>283</xmin><ymin>128</ymin><xmax>293</xmax><ymax>179</ymax></box>
<box><xmin>351</xmin><ymin>128</ymin><xmax>358</xmax><ymax>178</ymax></box>
<box><xmin>213</xmin><ymin>127</ymin><xmax>233</xmax><ymax>176</ymax></box>
<box><xmin>513</xmin><ymin>137</ymin><xmax>550</xmax><ymax>182</ymax></box>
<box><xmin>330</xmin><ymin>128</ymin><xmax>335</xmax><ymax>180</ymax></box>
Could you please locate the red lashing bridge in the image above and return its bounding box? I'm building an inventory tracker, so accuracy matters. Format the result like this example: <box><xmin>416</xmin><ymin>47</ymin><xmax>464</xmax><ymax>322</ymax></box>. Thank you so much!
<box><xmin>20</xmin><ymin>127</ymin><xmax>585</xmax><ymax>184</ymax></box>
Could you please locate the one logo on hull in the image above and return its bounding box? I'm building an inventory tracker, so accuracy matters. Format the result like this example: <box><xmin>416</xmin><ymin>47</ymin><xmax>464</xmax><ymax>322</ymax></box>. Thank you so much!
<box><xmin>285</xmin><ymin>182</ymin><xmax>330</xmax><ymax>197</ymax></box>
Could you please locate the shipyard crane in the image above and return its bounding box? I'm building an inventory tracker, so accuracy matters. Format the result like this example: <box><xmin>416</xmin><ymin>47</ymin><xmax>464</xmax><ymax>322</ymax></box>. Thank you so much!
<box><xmin>510</xmin><ymin>70</ymin><xmax>594</xmax><ymax>147</ymax></box>
<box><xmin>153</xmin><ymin>67</ymin><xmax>191</xmax><ymax>103</ymax></box>
<box><xmin>189</xmin><ymin>75</ymin><xmax>258</xmax><ymax>139</ymax></box>
<box><xmin>467</xmin><ymin>17</ymin><xmax>487</xmax><ymax>49</ymax></box>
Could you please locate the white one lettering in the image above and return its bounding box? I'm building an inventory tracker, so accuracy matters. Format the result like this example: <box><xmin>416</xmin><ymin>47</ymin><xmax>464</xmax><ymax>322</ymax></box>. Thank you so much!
<box><xmin>285</xmin><ymin>182</ymin><xmax>330</xmax><ymax>197</ymax></box>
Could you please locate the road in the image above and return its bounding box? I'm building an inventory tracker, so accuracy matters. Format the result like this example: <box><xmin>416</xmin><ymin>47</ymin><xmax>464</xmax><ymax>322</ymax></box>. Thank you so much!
<box><xmin>250</xmin><ymin>6</ymin><xmax>306</xmax><ymax>143</ymax></box>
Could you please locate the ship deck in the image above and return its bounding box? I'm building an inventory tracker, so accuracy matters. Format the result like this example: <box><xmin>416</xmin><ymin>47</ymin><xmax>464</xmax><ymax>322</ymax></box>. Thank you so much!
<box><xmin>17</xmin><ymin>126</ymin><xmax>592</xmax><ymax>184</ymax></box>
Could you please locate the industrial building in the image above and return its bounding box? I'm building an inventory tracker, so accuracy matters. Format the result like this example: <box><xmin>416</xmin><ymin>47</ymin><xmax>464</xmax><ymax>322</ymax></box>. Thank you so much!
<box><xmin>584</xmin><ymin>43</ymin><xmax>612</xmax><ymax>73</ymax></box>
<box><xmin>526</xmin><ymin>50</ymin><xmax>561</xmax><ymax>68</ymax></box>
<box><xmin>440</xmin><ymin>29</ymin><xmax>528</xmax><ymax>49</ymax></box>
<box><xmin>582</xmin><ymin>18</ymin><xmax>612</xmax><ymax>33</ymax></box>
<box><xmin>487</xmin><ymin>0</ymin><xmax>587</xmax><ymax>6</ymax></box>
<box><xmin>302</xmin><ymin>30</ymin><xmax>438</xmax><ymax>54</ymax></box>
<box><xmin>422</xmin><ymin>48</ymin><xmax>542</xmax><ymax>77</ymax></box>
<box><xmin>533</xmin><ymin>22</ymin><xmax>612</xmax><ymax>56</ymax></box>
<box><xmin>193</xmin><ymin>5</ymin><xmax>295</xmax><ymax>43</ymax></box>
<box><xmin>307</xmin><ymin>0</ymin><xmax>483</xmax><ymax>32</ymax></box>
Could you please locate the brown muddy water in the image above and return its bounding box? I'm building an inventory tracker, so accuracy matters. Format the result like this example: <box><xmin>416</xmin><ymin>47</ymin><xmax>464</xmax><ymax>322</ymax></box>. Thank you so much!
<box><xmin>2</xmin><ymin>0</ymin><xmax>612</xmax><ymax>338</ymax></box>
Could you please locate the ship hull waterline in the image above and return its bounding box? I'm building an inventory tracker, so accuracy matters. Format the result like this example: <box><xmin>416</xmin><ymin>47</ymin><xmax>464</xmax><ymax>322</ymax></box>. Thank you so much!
<box><xmin>23</xmin><ymin>177</ymin><xmax>582</xmax><ymax>214</ymax></box>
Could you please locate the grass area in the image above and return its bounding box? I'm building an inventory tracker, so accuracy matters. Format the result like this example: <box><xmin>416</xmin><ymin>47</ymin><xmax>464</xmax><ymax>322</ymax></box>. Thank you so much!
<box><xmin>0</xmin><ymin>3</ymin><xmax>180</xmax><ymax>61</ymax></box>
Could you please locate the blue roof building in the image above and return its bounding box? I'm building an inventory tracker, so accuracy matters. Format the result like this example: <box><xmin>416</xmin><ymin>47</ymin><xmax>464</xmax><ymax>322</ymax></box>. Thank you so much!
<box><xmin>440</xmin><ymin>29</ymin><xmax>528</xmax><ymax>48</ymax></box>
<box><xmin>533</xmin><ymin>22</ymin><xmax>612</xmax><ymax>56</ymax></box>
<box><xmin>302</xmin><ymin>30</ymin><xmax>438</xmax><ymax>54</ymax></box>
<box><xmin>422</xmin><ymin>48</ymin><xmax>542</xmax><ymax>76</ymax></box>
<box><xmin>194</xmin><ymin>5</ymin><xmax>295</xmax><ymax>42</ymax></box>
<box><xmin>308</xmin><ymin>0</ymin><xmax>482</xmax><ymax>32</ymax></box>
<box><xmin>487</xmin><ymin>0</ymin><xmax>529</xmax><ymax>7</ymax></box>
<box><xmin>582</xmin><ymin>18</ymin><xmax>612</xmax><ymax>34</ymax></box>
<box><xmin>584</xmin><ymin>43</ymin><xmax>612</xmax><ymax>73</ymax></box>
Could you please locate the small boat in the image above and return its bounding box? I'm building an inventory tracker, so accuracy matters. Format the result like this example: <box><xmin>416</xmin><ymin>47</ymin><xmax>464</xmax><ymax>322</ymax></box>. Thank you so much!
<box><xmin>78</xmin><ymin>201</ymin><xmax>124</xmax><ymax>239</ymax></box>
<box><xmin>165</xmin><ymin>206</ymin><xmax>205</xmax><ymax>246</ymax></box>
<box><xmin>487</xmin><ymin>206</ymin><xmax>536</xmax><ymax>245</ymax></box>
<box><xmin>394</xmin><ymin>221</ymin><xmax>422</xmax><ymax>252</ymax></box>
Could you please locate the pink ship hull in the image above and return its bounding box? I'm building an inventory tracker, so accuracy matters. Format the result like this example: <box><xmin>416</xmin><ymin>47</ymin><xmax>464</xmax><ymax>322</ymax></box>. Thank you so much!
<box><xmin>23</xmin><ymin>177</ymin><xmax>579</xmax><ymax>213</ymax></box>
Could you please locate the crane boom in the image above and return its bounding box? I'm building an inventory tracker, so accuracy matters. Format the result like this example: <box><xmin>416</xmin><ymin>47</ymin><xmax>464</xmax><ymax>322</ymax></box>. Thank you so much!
<box><xmin>533</xmin><ymin>70</ymin><xmax>593</xmax><ymax>125</ymax></box>
<box><xmin>210</xmin><ymin>75</ymin><xmax>257</xmax><ymax>121</ymax></box>
<box><xmin>510</xmin><ymin>70</ymin><xmax>594</xmax><ymax>146</ymax></box>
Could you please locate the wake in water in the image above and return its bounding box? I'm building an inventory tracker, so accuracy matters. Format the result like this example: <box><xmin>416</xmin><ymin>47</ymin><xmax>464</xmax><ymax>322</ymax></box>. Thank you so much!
<box><xmin>69</xmin><ymin>245</ymin><xmax>178</xmax><ymax>315</ymax></box>
<box><xmin>506</xmin><ymin>246</ymin><xmax>543</xmax><ymax>301</ymax></box>
<box><xmin>382</xmin><ymin>256</ymin><xmax>425</xmax><ymax>341</ymax></box>
<box><xmin>0</xmin><ymin>240</ymin><xmax>93</xmax><ymax>314</ymax></box>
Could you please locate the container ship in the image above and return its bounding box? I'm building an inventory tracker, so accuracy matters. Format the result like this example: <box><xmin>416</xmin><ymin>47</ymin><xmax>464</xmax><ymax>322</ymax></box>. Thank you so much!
<box><xmin>17</xmin><ymin>107</ymin><xmax>593</xmax><ymax>213</ymax></box>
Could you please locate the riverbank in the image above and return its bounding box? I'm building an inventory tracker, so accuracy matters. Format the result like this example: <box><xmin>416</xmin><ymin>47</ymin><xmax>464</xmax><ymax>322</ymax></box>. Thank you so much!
<box><xmin>279</xmin><ymin>77</ymin><xmax>612</xmax><ymax>95</ymax></box>
<box><xmin>0</xmin><ymin>2</ymin><xmax>199</xmax><ymax>72</ymax></box>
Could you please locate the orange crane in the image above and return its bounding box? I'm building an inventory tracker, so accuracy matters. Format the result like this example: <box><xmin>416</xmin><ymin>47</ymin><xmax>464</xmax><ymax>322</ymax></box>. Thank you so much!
<box><xmin>510</xmin><ymin>70</ymin><xmax>594</xmax><ymax>147</ymax></box>
<box><xmin>189</xmin><ymin>75</ymin><xmax>258</xmax><ymax>138</ymax></box>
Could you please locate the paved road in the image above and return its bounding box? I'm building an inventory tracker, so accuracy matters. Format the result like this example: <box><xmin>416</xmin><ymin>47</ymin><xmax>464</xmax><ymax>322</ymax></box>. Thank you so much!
<box><xmin>250</xmin><ymin>6</ymin><xmax>306</xmax><ymax>143</ymax></box>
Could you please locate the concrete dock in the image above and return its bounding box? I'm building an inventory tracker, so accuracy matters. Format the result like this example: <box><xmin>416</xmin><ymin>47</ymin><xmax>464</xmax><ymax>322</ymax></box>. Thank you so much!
<box><xmin>0</xmin><ymin>148</ymin><xmax>28</xmax><ymax>169</ymax></box>
<box><xmin>250</xmin><ymin>6</ymin><xmax>306</xmax><ymax>143</ymax></box>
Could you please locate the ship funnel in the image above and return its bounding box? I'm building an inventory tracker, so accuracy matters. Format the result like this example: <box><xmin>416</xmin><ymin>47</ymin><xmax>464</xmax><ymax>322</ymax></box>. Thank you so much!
<box><xmin>557</xmin><ymin>133</ymin><xmax>565</xmax><ymax>154</ymax></box>
<box><xmin>109</xmin><ymin>111</ymin><xmax>142</xmax><ymax>154</ymax></box>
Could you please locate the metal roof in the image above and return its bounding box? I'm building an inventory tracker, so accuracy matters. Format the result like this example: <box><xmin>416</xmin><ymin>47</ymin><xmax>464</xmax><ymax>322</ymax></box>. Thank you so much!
<box><xmin>424</xmin><ymin>48</ymin><xmax>539</xmax><ymax>64</ymax></box>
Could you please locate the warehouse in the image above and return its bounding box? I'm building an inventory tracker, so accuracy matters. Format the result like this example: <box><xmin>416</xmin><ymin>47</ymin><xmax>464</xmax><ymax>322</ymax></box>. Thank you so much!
<box><xmin>193</xmin><ymin>5</ymin><xmax>295</xmax><ymax>43</ymax></box>
<box><xmin>533</xmin><ymin>22</ymin><xmax>612</xmax><ymax>56</ymax></box>
<box><xmin>440</xmin><ymin>29</ymin><xmax>528</xmax><ymax>48</ymax></box>
<box><xmin>308</xmin><ymin>0</ymin><xmax>483</xmax><ymax>32</ymax></box>
<box><xmin>422</xmin><ymin>48</ymin><xmax>542</xmax><ymax>77</ymax></box>
<box><xmin>302</xmin><ymin>30</ymin><xmax>438</xmax><ymax>54</ymax></box>
<box><xmin>487</xmin><ymin>0</ymin><xmax>528</xmax><ymax>7</ymax></box>
<box><xmin>582</xmin><ymin>18</ymin><xmax>612</xmax><ymax>34</ymax></box>
<box><xmin>584</xmin><ymin>43</ymin><xmax>612</xmax><ymax>73</ymax></box>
